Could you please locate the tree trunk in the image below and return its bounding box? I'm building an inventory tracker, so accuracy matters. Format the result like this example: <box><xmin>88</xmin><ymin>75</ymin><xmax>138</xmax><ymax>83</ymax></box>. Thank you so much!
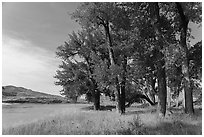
<box><xmin>92</xmin><ymin>78</ymin><xmax>100</xmax><ymax>110</ymax></box>
<box><xmin>150</xmin><ymin>77</ymin><xmax>157</xmax><ymax>104</ymax></box>
<box><xmin>157</xmin><ymin>58</ymin><xmax>167</xmax><ymax>117</ymax></box>
<box><xmin>93</xmin><ymin>90</ymin><xmax>100</xmax><ymax>110</ymax></box>
<box><xmin>72</xmin><ymin>96</ymin><xmax>78</xmax><ymax>103</ymax></box>
<box><xmin>139</xmin><ymin>94</ymin><xmax>155</xmax><ymax>106</ymax></box>
<box><xmin>125</xmin><ymin>94</ymin><xmax>155</xmax><ymax>107</ymax></box>
<box><xmin>104</xmin><ymin>23</ymin><xmax>115</xmax><ymax>66</ymax></box>
<box><xmin>182</xmin><ymin>88</ymin><xmax>185</xmax><ymax>109</ymax></box>
<box><xmin>115</xmin><ymin>77</ymin><xmax>121</xmax><ymax>113</ymax></box>
<box><xmin>86</xmin><ymin>57</ymin><xmax>101</xmax><ymax>111</ymax></box>
<box><xmin>167</xmin><ymin>86</ymin><xmax>171</xmax><ymax>108</ymax></box>
<box><xmin>120</xmin><ymin>55</ymin><xmax>127</xmax><ymax>114</ymax></box>
<box><xmin>104</xmin><ymin>23</ymin><xmax>125</xmax><ymax>114</ymax></box>
<box><xmin>166</xmin><ymin>78</ymin><xmax>171</xmax><ymax>108</ymax></box>
<box><xmin>145</xmin><ymin>77</ymin><xmax>156</xmax><ymax>104</ymax></box>
<box><xmin>150</xmin><ymin>2</ymin><xmax>167</xmax><ymax>117</ymax></box>
<box><xmin>176</xmin><ymin>2</ymin><xmax>194</xmax><ymax>114</ymax></box>
<box><xmin>183</xmin><ymin>59</ymin><xmax>194</xmax><ymax>113</ymax></box>
<box><xmin>120</xmin><ymin>87</ymin><xmax>125</xmax><ymax>114</ymax></box>
<box><xmin>149</xmin><ymin>92</ymin><xmax>155</xmax><ymax>104</ymax></box>
<box><xmin>115</xmin><ymin>88</ymin><xmax>121</xmax><ymax>113</ymax></box>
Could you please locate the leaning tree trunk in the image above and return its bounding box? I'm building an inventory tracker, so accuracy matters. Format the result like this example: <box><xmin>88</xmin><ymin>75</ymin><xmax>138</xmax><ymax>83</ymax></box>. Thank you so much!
<box><xmin>125</xmin><ymin>94</ymin><xmax>155</xmax><ymax>107</ymax></box>
<box><xmin>145</xmin><ymin>77</ymin><xmax>156</xmax><ymax>104</ymax></box>
<box><xmin>150</xmin><ymin>2</ymin><xmax>167</xmax><ymax>117</ymax></box>
<box><xmin>176</xmin><ymin>2</ymin><xmax>194</xmax><ymax>114</ymax></box>
<box><xmin>104</xmin><ymin>22</ymin><xmax>125</xmax><ymax>114</ymax></box>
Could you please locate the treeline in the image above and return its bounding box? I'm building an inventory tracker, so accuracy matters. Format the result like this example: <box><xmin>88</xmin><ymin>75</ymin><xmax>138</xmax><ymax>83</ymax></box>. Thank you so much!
<box><xmin>54</xmin><ymin>2</ymin><xmax>202</xmax><ymax>117</ymax></box>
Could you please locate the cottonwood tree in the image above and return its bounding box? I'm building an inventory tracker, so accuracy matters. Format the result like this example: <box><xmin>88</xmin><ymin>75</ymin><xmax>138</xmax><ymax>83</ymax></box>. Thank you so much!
<box><xmin>174</xmin><ymin>2</ymin><xmax>201</xmax><ymax>114</ymax></box>
<box><xmin>123</xmin><ymin>2</ymin><xmax>170</xmax><ymax>117</ymax></box>
<box><xmin>134</xmin><ymin>2</ymin><xmax>201</xmax><ymax>116</ymax></box>
<box><xmin>54</xmin><ymin>61</ymin><xmax>89</xmax><ymax>103</ymax></box>
<box><xmin>72</xmin><ymin>2</ymin><xmax>134</xmax><ymax>114</ymax></box>
<box><xmin>55</xmin><ymin>28</ymin><xmax>106</xmax><ymax>110</ymax></box>
<box><xmin>189</xmin><ymin>41</ymin><xmax>202</xmax><ymax>80</ymax></box>
<box><xmin>55</xmin><ymin>2</ymin><xmax>201</xmax><ymax>116</ymax></box>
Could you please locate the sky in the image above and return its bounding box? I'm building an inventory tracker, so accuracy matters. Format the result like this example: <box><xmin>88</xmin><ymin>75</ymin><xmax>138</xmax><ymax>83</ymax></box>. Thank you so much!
<box><xmin>2</xmin><ymin>2</ymin><xmax>202</xmax><ymax>96</ymax></box>
<box><xmin>2</xmin><ymin>2</ymin><xmax>80</xmax><ymax>95</ymax></box>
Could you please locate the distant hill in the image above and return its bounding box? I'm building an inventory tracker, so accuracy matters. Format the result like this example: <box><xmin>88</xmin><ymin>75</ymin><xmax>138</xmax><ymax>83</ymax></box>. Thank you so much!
<box><xmin>2</xmin><ymin>85</ymin><xmax>68</xmax><ymax>104</ymax></box>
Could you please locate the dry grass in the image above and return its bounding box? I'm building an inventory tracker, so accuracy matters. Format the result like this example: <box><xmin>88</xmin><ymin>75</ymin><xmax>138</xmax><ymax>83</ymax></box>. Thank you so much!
<box><xmin>3</xmin><ymin>111</ymin><xmax>134</xmax><ymax>135</ymax></box>
<box><xmin>2</xmin><ymin>104</ymin><xmax>202</xmax><ymax>135</ymax></box>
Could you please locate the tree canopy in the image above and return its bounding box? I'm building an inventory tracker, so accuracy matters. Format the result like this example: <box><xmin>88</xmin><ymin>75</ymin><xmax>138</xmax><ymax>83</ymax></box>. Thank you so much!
<box><xmin>55</xmin><ymin>2</ymin><xmax>202</xmax><ymax>116</ymax></box>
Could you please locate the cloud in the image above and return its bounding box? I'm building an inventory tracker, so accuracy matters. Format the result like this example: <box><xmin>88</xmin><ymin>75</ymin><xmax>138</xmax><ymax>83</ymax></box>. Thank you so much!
<box><xmin>3</xmin><ymin>2</ymin><xmax>80</xmax><ymax>53</ymax></box>
<box><xmin>2</xmin><ymin>36</ymin><xmax>62</xmax><ymax>95</ymax></box>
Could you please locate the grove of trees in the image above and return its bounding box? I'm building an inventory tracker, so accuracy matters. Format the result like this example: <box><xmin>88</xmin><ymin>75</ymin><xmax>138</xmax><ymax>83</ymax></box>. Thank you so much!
<box><xmin>54</xmin><ymin>2</ymin><xmax>202</xmax><ymax>117</ymax></box>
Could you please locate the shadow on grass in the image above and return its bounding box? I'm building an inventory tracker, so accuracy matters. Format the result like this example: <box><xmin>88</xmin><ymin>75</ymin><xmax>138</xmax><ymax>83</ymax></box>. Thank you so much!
<box><xmin>146</xmin><ymin>121</ymin><xmax>202</xmax><ymax>135</ymax></box>
<box><xmin>167</xmin><ymin>107</ymin><xmax>202</xmax><ymax>118</ymax></box>
<box><xmin>68</xmin><ymin>101</ymin><xmax>89</xmax><ymax>104</ymax></box>
<box><xmin>125</xmin><ymin>108</ymin><xmax>157</xmax><ymax>115</ymax></box>
<box><xmin>121</xmin><ymin>107</ymin><xmax>202</xmax><ymax>135</ymax></box>
<box><xmin>193</xmin><ymin>108</ymin><xmax>202</xmax><ymax>117</ymax></box>
<box><xmin>126</xmin><ymin>104</ymin><xmax>202</xmax><ymax>116</ymax></box>
<box><xmin>81</xmin><ymin>105</ymin><xmax>116</xmax><ymax>111</ymax></box>
<box><xmin>120</xmin><ymin>120</ymin><xmax>202</xmax><ymax>135</ymax></box>
<box><xmin>130</xmin><ymin>103</ymin><xmax>152</xmax><ymax>108</ymax></box>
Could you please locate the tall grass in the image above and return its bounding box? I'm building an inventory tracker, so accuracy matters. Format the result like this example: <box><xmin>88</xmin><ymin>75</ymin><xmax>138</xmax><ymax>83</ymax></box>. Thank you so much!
<box><xmin>2</xmin><ymin>109</ymin><xmax>201</xmax><ymax>135</ymax></box>
<box><xmin>3</xmin><ymin>111</ymin><xmax>134</xmax><ymax>135</ymax></box>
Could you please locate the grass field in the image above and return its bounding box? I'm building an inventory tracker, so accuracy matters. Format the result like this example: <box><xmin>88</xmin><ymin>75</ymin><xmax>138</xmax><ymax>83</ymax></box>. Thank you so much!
<box><xmin>2</xmin><ymin>103</ymin><xmax>202</xmax><ymax>135</ymax></box>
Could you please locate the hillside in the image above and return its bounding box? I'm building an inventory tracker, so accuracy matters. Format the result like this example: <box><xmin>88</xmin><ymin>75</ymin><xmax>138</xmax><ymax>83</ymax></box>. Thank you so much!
<box><xmin>2</xmin><ymin>85</ymin><xmax>68</xmax><ymax>104</ymax></box>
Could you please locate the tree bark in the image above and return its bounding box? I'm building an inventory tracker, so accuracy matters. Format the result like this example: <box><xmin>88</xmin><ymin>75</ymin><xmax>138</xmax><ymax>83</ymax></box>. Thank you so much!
<box><xmin>115</xmin><ymin>78</ymin><xmax>122</xmax><ymax>113</ymax></box>
<box><xmin>104</xmin><ymin>23</ymin><xmax>115</xmax><ymax>66</ymax></box>
<box><xmin>91</xmin><ymin>77</ymin><xmax>100</xmax><ymax>110</ymax></box>
<box><xmin>157</xmin><ymin>57</ymin><xmax>167</xmax><ymax>117</ymax></box>
<box><xmin>176</xmin><ymin>2</ymin><xmax>194</xmax><ymax>114</ymax></box>
<box><xmin>149</xmin><ymin>92</ymin><xmax>156</xmax><ymax>104</ymax></box>
<box><xmin>120</xmin><ymin>55</ymin><xmax>127</xmax><ymax>114</ymax></box>
<box><xmin>72</xmin><ymin>96</ymin><xmax>78</xmax><ymax>103</ymax></box>
<box><xmin>93</xmin><ymin>90</ymin><xmax>100</xmax><ymax>110</ymax></box>
<box><xmin>125</xmin><ymin>94</ymin><xmax>155</xmax><ymax>107</ymax></box>
<box><xmin>150</xmin><ymin>77</ymin><xmax>157</xmax><ymax>104</ymax></box>
<box><xmin>167</xmin><ymin>85</ymin><xmax>171</xmax><ymax>108</ymax></box>
<box><xmin>150</xmin><ymin>2</ymin><xmax>167</xmax><ymax>117</ymax></box>
<box><xmin>85</xmin><ymin>57</ymin><xmax>101</xmax><ymax>111</ymax></box>
<box><xmin>104</xmin><ymin>22</ymin><xmax>125</xmax><ymax>114</ymax></box>
<box><xmin>145</xmin><ymin>77</ymin><xmax>156</xmax><ymax>104</ymax></box>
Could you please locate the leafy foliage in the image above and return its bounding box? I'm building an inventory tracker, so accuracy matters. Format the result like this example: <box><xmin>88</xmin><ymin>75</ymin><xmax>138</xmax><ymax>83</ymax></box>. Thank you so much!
<box><xmin>55</xmin><ymin>2</ymin><xmax>201</xmax><ymax>114</ymax></box>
